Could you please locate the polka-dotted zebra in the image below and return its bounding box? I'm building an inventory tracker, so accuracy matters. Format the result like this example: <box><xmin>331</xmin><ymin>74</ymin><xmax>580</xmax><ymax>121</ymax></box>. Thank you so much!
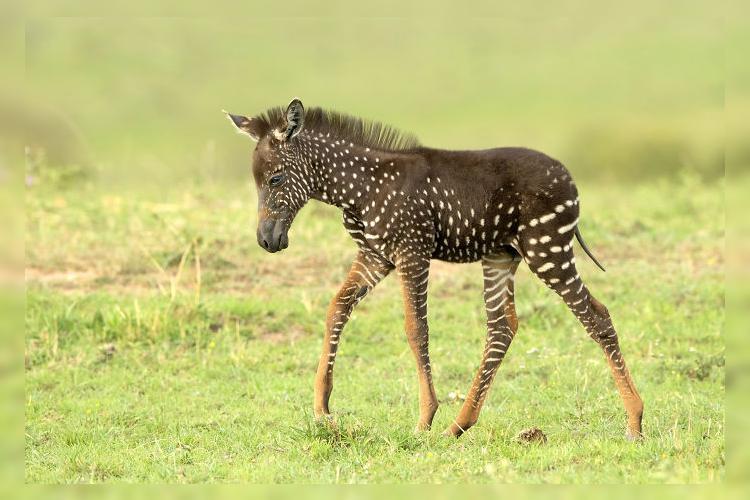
<box><xmin>226</xmin><ymin>98</ymin><xmax>643</xmax><ymax>440</ymax></box>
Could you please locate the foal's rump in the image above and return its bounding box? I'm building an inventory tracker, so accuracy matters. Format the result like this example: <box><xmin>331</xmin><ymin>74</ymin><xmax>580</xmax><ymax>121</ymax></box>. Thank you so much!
<box><xmin>423</xmin><ymin>146</ymin><xmax>582</xmax><ymax>264</ymax></box>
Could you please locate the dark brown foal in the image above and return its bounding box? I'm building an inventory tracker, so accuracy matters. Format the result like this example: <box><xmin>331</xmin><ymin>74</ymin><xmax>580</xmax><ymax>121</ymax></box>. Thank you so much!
<box><xmin>226</xmin><ymin>98</ymin><xmax>644</xmax><ymax>439</ymax></box>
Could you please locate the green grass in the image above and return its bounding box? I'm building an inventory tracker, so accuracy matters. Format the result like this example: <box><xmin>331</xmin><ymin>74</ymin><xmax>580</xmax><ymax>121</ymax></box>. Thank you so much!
<box><xmin>25</xmin><ymin>174</ymin><xmax>724</xmax><ymax>483</ymax></box>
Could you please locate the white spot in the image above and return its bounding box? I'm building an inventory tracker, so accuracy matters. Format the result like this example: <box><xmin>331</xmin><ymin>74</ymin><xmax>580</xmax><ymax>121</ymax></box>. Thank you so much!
<box><xmin>539</xmin><ymin>213</ymin><xmax>556</xmax><ymax>223</ymax></box>
<box><xmin>537</xmin><ymin>262</ymin><xmax>555</xmax><ymax>273</ymax></box>
<box><xmin>557</xmin><ymin>218</ymin><xmax>579</xmax><ymax>234</ymax></box>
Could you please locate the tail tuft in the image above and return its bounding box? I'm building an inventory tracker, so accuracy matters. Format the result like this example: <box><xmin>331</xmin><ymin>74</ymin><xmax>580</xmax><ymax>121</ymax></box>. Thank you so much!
<box><xmin>574</xmin><ymin>226</ymin><xmax>606</xmax><ymax>272</ymax></box>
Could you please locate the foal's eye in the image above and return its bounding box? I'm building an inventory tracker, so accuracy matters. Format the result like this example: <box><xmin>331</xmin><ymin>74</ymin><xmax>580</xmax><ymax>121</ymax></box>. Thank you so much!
<box><xmin>269</xmin><ymin>173</ymin><xmax>285</xmax><ymax>187</ymax></box>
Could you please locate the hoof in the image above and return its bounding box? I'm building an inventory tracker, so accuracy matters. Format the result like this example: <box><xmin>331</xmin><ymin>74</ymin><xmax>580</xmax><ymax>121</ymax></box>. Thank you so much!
<box><xmin>626</xmin><ymin>429</ymin><xmax>644</xmax><ymax>442</ymax></box>
<box><xmin>414</xmin><ymin>423</ymin><xmax>432</xmax><ymax>433</ymax></box>
<box><xmin>442</xmin><ymin>423</ymin><xmax>465</xmax><ymax>438</ymax></box>
<box><xmin>314</xmin><ymin>412</ymin><xmax>336</xmax><ymax>426</ymax></box>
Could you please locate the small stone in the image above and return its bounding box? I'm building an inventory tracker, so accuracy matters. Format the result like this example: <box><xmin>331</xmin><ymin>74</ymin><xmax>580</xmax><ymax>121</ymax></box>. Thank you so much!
<box><xmin>516</xmin><ymin>427</ymin><xmax>547</xmax><ymax>445</ymax></box>
<box><xmin>99</xmin><ymin>343</ymin><xmax>116</xmax><ymax>360</ymax></box>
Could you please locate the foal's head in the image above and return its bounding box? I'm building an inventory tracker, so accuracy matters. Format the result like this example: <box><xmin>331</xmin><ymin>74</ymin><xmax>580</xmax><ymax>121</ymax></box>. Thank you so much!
<box><xmin>225</xmin><ymin>99</ymin><xmax>311</xmax><ymax>253</ymax></box>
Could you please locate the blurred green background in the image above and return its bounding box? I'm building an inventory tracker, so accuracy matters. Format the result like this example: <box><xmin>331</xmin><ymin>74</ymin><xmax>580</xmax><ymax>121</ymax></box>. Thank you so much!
<box><xmin>15</xmin><ymin>4</ymin><xmax>726</xmax><ymax>187</ymax></box>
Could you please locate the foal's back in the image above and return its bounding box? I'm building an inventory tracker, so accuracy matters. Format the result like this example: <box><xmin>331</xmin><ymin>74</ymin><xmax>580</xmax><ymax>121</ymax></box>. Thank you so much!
<box><xmin>416</xmin><ymin>146</ymin><xmax>578</xmax><ymax>263</ymax></box>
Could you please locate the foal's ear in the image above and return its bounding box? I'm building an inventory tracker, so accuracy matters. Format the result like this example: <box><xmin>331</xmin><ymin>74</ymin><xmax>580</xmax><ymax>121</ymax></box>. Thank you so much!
<box><xmin>274</xmin><ymin>98</ymin><xmax>305</xmax><ymax>141</ymax></box>
<box><xmin>224</xmin><ymin>111</ymin><xmax>266</xmax><ymax>142</ymax></box>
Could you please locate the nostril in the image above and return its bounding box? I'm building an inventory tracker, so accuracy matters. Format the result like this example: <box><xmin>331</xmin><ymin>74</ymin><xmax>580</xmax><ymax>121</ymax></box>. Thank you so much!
<box><xmin>262</xmin><ymin>239</ymin><xmax>269</xmax><ymax>249</ymax></box>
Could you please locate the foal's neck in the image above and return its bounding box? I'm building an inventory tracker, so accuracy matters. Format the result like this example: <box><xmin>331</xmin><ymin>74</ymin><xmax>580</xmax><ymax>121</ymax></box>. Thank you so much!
<box><xmin>302</xmin><ymin>132</ymin><xmax>414</xmax><ymax>219</ymax></box>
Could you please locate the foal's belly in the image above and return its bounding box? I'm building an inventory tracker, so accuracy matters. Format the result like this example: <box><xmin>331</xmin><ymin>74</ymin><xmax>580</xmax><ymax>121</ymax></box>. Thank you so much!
<box><xmin>431</xmin><ymin>249</ymin><xmax>483</xmax><ymax>263</ymax></box>
<box><xmin>427</xmin><ymin>191</ymin><xmax>520</xmax><ymax>263</ymax></box>
<box><xmin>430</xmin><ymin>234</ymin><xmax>516</xmax><ymax>263</ymax></box>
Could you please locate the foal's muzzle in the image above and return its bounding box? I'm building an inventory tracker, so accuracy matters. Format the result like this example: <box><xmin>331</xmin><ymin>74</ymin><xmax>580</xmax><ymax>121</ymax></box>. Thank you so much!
<box><xmin>257</xmin><ymin>217</ymin><xmax>289</xmax><ymax>253</ymax></box>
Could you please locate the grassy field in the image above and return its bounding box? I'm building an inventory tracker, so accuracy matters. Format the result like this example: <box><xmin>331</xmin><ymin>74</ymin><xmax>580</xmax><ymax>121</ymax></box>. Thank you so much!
<box><xmin>25</xmin><ymin>173</ymin><xmax>724</xmax><ymax>483</ymax></box>
<box><xmin>17</xmin><ymin>5</ymin><xmax>731</xmax><ymax>484</ymax></box>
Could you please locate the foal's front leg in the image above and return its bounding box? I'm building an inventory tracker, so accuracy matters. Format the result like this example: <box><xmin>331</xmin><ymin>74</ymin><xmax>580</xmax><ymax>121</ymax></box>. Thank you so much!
<box><xmin>314</xmin><ymin>251</ymin><xmax>392</xmax><ymax>419</ymax></box>
<box><xmin>397</xmin><ymin>257</ymin><xmax>439</xmax><ymax>431</ymax></box>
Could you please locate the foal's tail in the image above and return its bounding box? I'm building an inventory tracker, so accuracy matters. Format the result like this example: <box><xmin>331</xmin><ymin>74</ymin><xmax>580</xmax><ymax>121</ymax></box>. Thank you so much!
<box><xmin>575</xmin><ymin>226</ymin><xmax>606</xmax><ymax>272</ymax></box>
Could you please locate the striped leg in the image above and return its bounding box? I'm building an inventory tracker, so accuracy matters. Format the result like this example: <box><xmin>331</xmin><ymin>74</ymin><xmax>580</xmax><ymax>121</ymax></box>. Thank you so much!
<box><xmin>397</xmin><ymin>257</ymin><xmax>439</xmax><ymax>431</ymax></box>
<box><xmin>314</xmin><ymin>251</ymin><xmax>393</xmax><ymax>419</ymax></box>
<box><xmin>444</xmin><ymin>251</ymin><xmax>521</xmax><ymax>437</ymax></box>
<box><xmin>524</xmin><ymin>237</ymin><xmax>644</xmax><ymax>440</ymax></box>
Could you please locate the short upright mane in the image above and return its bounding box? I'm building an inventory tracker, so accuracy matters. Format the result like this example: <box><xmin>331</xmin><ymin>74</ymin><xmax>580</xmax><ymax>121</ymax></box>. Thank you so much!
<box><xmin>258</xmin><ymin>106</ymin><xmax>421</xmax><ymax>152</ymax></box>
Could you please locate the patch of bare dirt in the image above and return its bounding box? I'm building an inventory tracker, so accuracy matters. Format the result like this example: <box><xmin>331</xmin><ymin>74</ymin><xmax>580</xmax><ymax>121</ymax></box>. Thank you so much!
<box><xmin>259</xmin><ymin>328</ymin><xmax>308</xmax><ymax>344</ymax></box>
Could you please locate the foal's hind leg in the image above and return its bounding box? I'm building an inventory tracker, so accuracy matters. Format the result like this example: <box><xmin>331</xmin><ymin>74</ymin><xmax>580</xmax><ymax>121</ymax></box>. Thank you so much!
<box><xmin>444</xmin><ymin>251</ymin><xmax>521</xmax><ymax>437</ymax></box>
<box><xmin>523</xmin><ymin>230</ymin><xmax>644</xmax><ymax>439</ymax></box>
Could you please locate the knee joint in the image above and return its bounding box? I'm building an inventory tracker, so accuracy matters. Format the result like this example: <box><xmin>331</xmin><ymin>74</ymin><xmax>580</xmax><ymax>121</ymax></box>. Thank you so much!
<box><xmin>353</xmin><ymin>285</ymin><xmax>369</xmax><ymax>302</ymax></box>
<box><xmin>590</xmin><ymin>330</ymin><xmax>615</xmax><ymax>343</ymax></box>
<box><xmin>337</xmin><ymin>284</ymin><xmax>369</xmax><ymax>308</ymax></box>
<box><xmin>590</xmin><ymin>296</ymin><xmax>610</xmax><ymax>320</ymax></box>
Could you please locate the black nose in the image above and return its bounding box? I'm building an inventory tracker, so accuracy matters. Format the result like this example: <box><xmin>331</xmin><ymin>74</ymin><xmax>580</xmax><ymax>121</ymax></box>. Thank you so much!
<box><xmin>257</xmin><ymin>218</ymin><xmax>289</xmax><ymax>253</ymax></box>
